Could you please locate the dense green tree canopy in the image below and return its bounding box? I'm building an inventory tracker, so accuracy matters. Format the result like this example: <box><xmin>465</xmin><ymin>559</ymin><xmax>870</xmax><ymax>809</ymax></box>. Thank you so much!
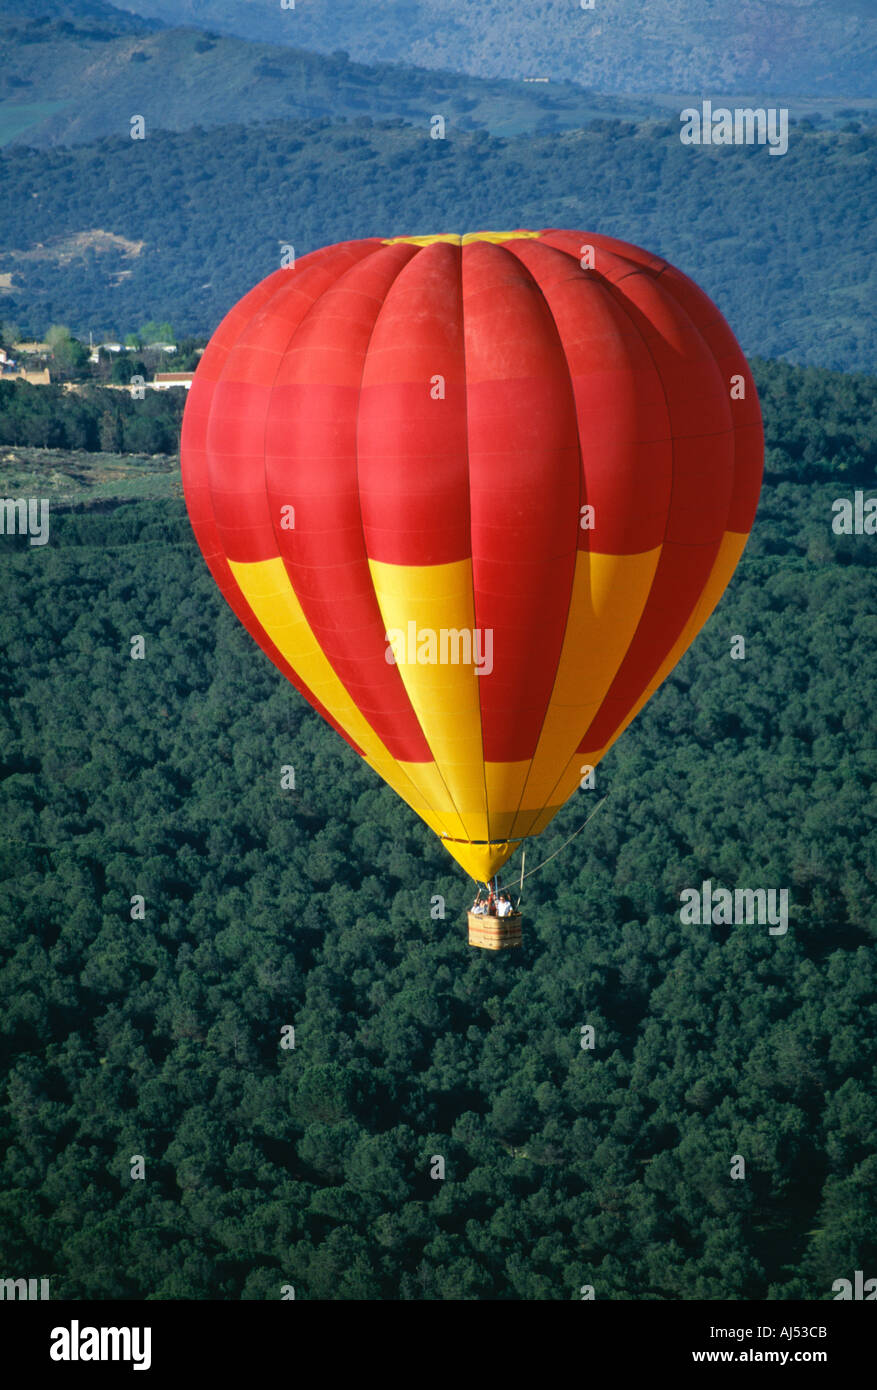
<box><xmin>0</xmin><ymin>357</ymin><xmax>874</xmax><ymax>1299</ymax></box>
<box><xmin>1</xmin><ymin>119</ymin><xmax>874</xmax><ymax>371</ymax></box>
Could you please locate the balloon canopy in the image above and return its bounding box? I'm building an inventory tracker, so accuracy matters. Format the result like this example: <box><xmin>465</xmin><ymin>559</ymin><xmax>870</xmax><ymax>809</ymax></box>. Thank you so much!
<box><xmin>181</xmin><ymin>229</ymin><xmax>763</xmax><ymax>882</ymax></box>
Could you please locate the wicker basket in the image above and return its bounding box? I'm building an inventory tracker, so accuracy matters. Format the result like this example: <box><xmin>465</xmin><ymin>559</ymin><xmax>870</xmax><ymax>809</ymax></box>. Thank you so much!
<box><xmin>467</xmin><ymin>910</ymin><xmax>523</xmax><ymax>950</ymax></box>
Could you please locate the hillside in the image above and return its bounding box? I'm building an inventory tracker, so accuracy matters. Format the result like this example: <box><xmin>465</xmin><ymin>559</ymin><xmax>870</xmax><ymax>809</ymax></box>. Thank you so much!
<box><xmin>1</xmin><ymin>358</ymin><xmax>875</xmax><ymax>1299</ymax></box>
<box><xmin>0</xmin><ymin>119</ymin><xmax>874</xmax><ymax>372</ymax></box>
<box><xmin>5</xmin><ymin>0</ymin><xmax>159</xmax><ymax>34</ymax></box>
<box><xmin>114</xmin><ymin>0</ymin><xmax>877</xmax><ymax>97</ymax></box>
<box><xmin>0</xmin><ymin>445</ymin><xmax>180</xmax><ymax>503</ymax></box>
<box><xmin>0</xmin><ymin>5</ymin><xmax>657</xmax><ymax>149</ymax></box>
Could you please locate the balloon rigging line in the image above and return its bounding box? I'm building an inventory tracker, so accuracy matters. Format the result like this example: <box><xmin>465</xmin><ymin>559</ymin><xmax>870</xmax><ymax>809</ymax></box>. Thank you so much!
<box><xmin>502</xmin><ymin>794</ymin><xmax>609</xmax><ymax>894</ymax></box>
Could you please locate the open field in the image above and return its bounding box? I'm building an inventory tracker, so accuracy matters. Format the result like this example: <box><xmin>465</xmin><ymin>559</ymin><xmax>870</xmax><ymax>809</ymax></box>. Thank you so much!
<box><xmin>0</xmin><ymin>446</ymin><xmax>181</xmax><ymax>505</ymax></box>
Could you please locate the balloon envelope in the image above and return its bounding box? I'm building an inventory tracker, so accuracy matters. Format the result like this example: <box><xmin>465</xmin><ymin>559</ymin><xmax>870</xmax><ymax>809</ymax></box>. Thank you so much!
<box><xmin>181</xmin><ymin>229</ymin><xmax>763</xmax><ymax>881</ymax></box>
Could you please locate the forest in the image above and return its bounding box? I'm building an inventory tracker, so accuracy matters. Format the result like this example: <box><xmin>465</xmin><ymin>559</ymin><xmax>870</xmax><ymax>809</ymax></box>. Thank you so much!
<box><xmin>0</xmin><ymin>356</ymin><xmax>874</xmax><ymax>1299</ymax></box>
<box><xmin>1</xmin><ymin>116</ymin><xmax>874</xmax><ymax>372</ymax></box>
<box><xmin>0</xmin><ymin>378</ymin><xmax>186</xmax><ymax>456</ymax></box>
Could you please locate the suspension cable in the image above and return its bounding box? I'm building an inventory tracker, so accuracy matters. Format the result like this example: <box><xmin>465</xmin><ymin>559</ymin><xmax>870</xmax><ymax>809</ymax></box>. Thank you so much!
<box><xmin>501</xmin><ymin>795</ymin><xmax>608</xmax><ymax>895</ymax></box>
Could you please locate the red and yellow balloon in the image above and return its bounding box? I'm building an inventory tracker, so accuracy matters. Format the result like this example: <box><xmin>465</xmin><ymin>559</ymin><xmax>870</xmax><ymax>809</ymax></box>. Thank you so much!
<box><xmin>181</xmin><ymin>229</ymin><xmax>763</xmax><ymax>882</ymax></box>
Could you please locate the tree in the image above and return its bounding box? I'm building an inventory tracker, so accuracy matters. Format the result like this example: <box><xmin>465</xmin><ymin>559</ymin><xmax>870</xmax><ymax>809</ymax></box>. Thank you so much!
<box><xmin>139</xmin><ymin>320</ymin><xmax>175</xmax><ymax>345</ymax></box>
<box><xmin>45</xmin><ymin>325</ymin><xmax>88</xmax><ymax>378</ymax></box>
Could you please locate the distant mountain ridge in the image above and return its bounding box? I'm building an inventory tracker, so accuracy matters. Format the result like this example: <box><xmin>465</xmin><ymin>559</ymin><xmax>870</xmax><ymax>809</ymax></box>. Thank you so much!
<box><xmin>0</xmin><ymin>3</ymin><xmax>660</xmax><ymax>149</ymax></box>
<box><xmin>4</xmin><ymin>0</ymin><xmax>161</xmax><ymax>34</ymax></box>
<box><xmin>2</xmin><ymin>0</ymin><xmax>871</xmax><ymax>151</ymax></box>
<box><xmin>112</xmin><ymin>0</ymin><xmax>877</xmax><ymax>96</ymax></box>
<box><xmin>1</xmin><ymin>0</ymin><xmax>873</xmax><ymax>374</ymax></box>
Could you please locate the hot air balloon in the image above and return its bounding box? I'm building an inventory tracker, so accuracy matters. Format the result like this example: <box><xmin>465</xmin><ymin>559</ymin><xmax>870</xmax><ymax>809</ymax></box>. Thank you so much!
<box><xmin>181</xmin><ymin>229</ymin><xmax>763</xmax><ymax>948</ymax></box>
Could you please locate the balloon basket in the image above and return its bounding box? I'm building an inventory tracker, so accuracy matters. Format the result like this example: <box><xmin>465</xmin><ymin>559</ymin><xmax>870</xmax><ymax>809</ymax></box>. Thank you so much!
<box><xmin>467</xmin><ymin>910</ymin><xmax>523</xmax><ymax>951</ymax></box>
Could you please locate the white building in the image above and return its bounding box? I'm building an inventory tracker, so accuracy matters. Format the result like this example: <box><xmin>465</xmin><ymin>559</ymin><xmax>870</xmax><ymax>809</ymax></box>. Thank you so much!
<box><xmin>152</xmin><ymin>372</ymin><xmax>194</xmax><ymax>391</ymax></box>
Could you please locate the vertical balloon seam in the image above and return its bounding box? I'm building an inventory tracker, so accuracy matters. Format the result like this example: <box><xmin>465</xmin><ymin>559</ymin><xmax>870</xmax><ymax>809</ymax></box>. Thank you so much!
<box><xmin>578</xmin><ymin>262</ymin><xmax>733</xmax><ymax>715</ymax></box>
<box><xmin>307</xmin><ymin>242</ymin><xmax>466</xmax><ymax>839</ymax></box>
<box><xmin>562</xmin><ymin>267</ymin><xmax>741</xmax><ymax>811</ymax></box>
<box><xmin>206</xmin><ymin>246</ymin><xmax>415</xmax><ymax>766</ymax></box>
<box><xmin>242</xmin><ymin>244</ymin><xmax>482</xmax><ymax>846</ymax></box>
<box><xmin>352</xmin><ymin>243</ymin><xmax>477</xmax><ymax>845</ymax></box>
<box><xmin>458</xmin><ymin>239</ymin><xmax>494</xmax><ymax>856</ymax></box>
<box><xmin>576</xmin><ymin>269</ymin><xmax>736</xmax><ymax>749</ymax></box>
<box><xmin>576</xmin><ymin>530</ymin><xmax>746</xmax><ymax>779</ymax></box>
<box><xmin>275</xmin><ymin>241</ymin><xmax>442</xmax><ymax>774</ymax></box>
<box><xmin>264</xmin><ymin>246</ymin><xmax>462</xmax><ymax>836</ymax></box>
<box><xmin>510</xmin><ymin>243</ymin><xmax>663</xmax><ymax>839</ymax></box>
<box><xmin>654</xmin><ymin>259</ymin><xmax>763</xmax><ymax>531</ymax></box>
<box><xmin>256</xmin><ymin>249</ymin><xmax>388</xmax><ymax>747</ymax></box>
<box><xmin>510</xmin><ymin>259</ymin><xmax>685</xmax><ymax>846</ymax></box>
<box><xmin>494</xmin><ymin>237</ymin><xmax>586</xmax><ymax>850</ymax></box>
<box><xmin>511</xmin><ymin>261</ymin><xmax>675</xmax><ymax>839</ymax></box>
<box><xmin>588</xmin><ymin>260</ymin><xmax>757</xmax><ymax>756</ymax></box>
<box><xmin>187</xmin><ymin>258</ymin><xmax>370</xmax><ymax>758</ymax></box>
<box><xmin>503</xmin><ymin>234</ymin><xmax>672</xmax><ymax>841</ymax></box>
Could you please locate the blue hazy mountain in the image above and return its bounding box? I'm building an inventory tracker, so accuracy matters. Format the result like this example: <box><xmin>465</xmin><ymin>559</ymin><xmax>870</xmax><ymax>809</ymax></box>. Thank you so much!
<box><xmin>111</xmin><ymin>0</ymin><xmax>877</xmax><ymax>97</ymax></box>
<box><xmin>0</xmin><ymin>1</ymin><xmax>661</xmax><ymax>149</ymax></box>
